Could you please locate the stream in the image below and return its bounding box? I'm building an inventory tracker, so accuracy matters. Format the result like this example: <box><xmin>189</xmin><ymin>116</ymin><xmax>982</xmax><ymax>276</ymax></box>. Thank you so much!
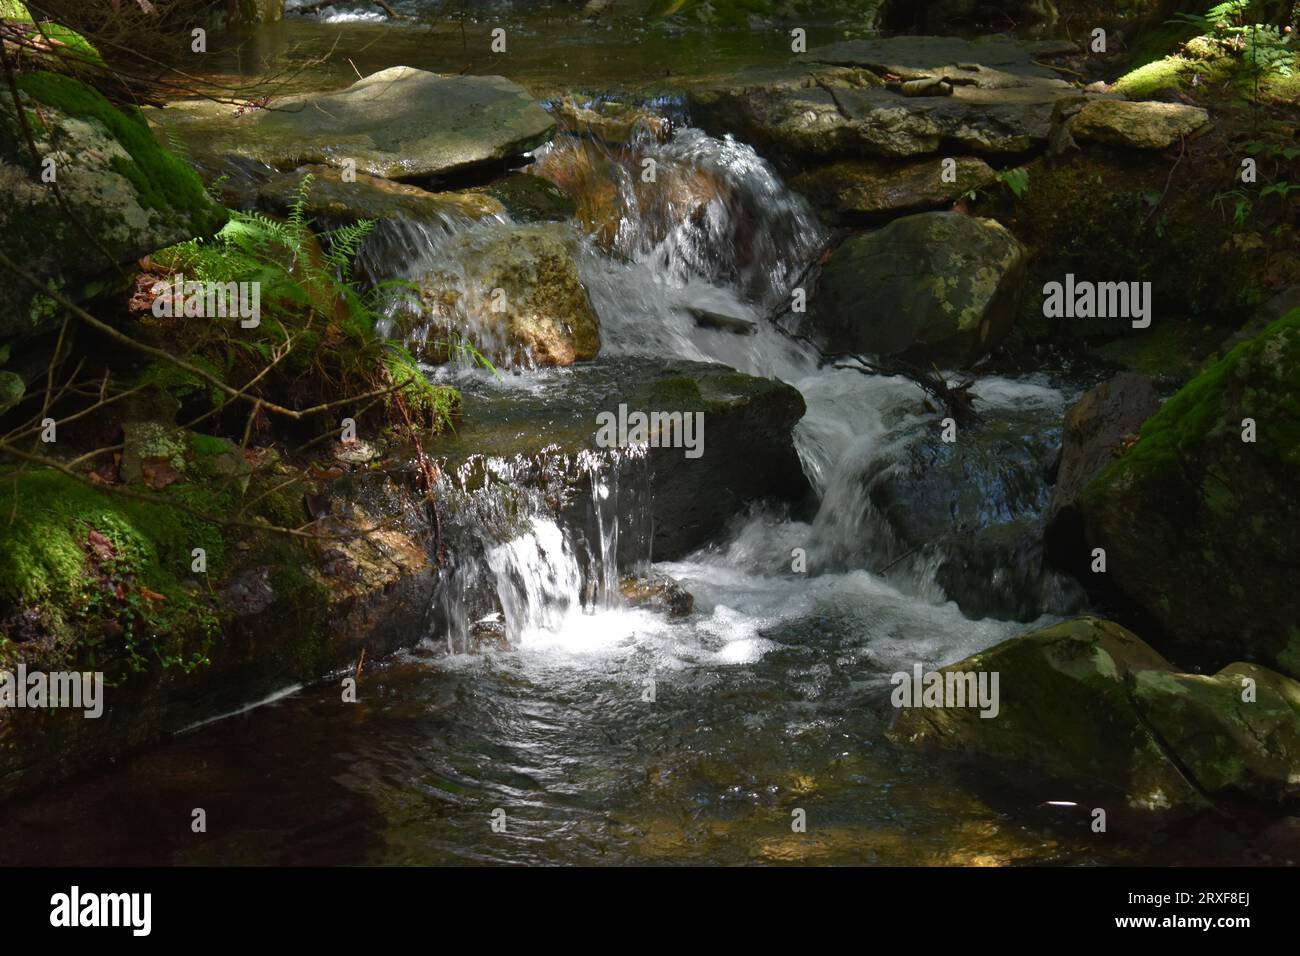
<box><xmin>0</xmin><ymin>11</ymin><xmax>1291</xmax><ymax>868</ymax></box>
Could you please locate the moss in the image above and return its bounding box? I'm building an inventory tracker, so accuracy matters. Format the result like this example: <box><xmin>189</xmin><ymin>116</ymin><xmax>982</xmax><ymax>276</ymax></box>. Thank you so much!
<box><xmin>0</xmin><ymin>469</ymin><xmax>227</xmax><ymax>673</ymax></box>
<box><xmin>648</xmin><ymin>376</ymin><xmax>704</xmax><ymax>407</ymax></box>
<box><xmin>14</xmin><ymin>71</ymin><xmax>223</xmax><ymax>232</ymax></box>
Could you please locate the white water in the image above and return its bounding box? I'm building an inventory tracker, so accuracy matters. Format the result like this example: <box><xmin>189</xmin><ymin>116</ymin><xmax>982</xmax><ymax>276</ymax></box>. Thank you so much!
<box><xmin>399</xmin><ymin>117</ymin><xmax>1069</xmax><ymax>668</ymax></box>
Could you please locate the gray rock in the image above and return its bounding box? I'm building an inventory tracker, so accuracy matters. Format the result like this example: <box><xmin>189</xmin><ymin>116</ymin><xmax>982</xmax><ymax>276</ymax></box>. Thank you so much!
<box><xmin>1070</xmin><ymin>99</ymin><xmax>1211</xmax><ymax>150</ymax></box>
<box><xmin>149</xmin><ymin>67</ymin><xmax>556</xmax><ymax>182</ymax></box>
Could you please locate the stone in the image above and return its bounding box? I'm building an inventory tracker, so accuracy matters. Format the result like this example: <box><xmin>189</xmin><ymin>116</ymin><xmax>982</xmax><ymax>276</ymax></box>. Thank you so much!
<box><xmin>791</xmin><ymin>156</ymin><xmax>997</xmax><ymax>225</ymax></box>
<box><xmin>1070</xmin><ymin>98</ymin><xmax>1210</xmax><ymax>150</ymax></box>
<box><xmin>807</xmin><ymin>211</ymin><xmax>1027</xmax><ymax>367</ymax></box>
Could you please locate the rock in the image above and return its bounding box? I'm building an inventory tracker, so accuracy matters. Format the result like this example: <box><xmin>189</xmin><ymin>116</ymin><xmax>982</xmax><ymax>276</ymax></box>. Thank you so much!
<box><xmin>257</xmin><ymin>164</ymin><xmax>504</xmax><ymax>228</ymax></box>
<box><xmin>1044</xmin><ymin>373</ymin><xmax>1161</xmax><ymax>569</ymax></box>
<box><xmin>840</xmin><ymin>398</ymin><xmax>1084</xmax><ymax>621</ymax></box>
<box><xmin>553</xmin><ymin>97</ymin><xmax>671</xmax><ymax>144</ymax></box>
<box><xmin>121</xmin><ymin>423</ymin><xmax>251</xmax><ymax>491</ymax></box>
<box><xmin>879</xmin><ymin>0</ymin><xmax>1059</xmax><ymax>31</ymax></box>
<box><xmin>891</xmin><ymin>617</ymin><xmax>1300</xmax><ymax>810</ymax></box>
<box><xmin>1070</xmin><ymin>99</ymin><xmax>1210</xmax><ymax>150</ymax></box>
<box><xmin>688</xmin><ymin>306</ymin><xmax>756</xmax><ymax>335</ymax></box>
<box><xmin>148</xmin><ymin>67</ymin><xmax>556</xmax><ymax>182</ymax></box>
<box><xmin>333</xmin><ymin>439</ymin><xmax>380</xmax><ymax>466</ymax></box>
<box><xmin>791</xmin><ymin>156</ymin><xmax>997</xmax><ymax>225</ymax></box>
<box><xmin>471</xmin><ymin>172</ymin><xmax>576</xmax><ymax>223</ymax></box>
<box><xmin>807</xmin><ymin>211</ymin><xmax>1027</xmax><ymax>368</ymax></box>
<box><xmin>0</xmin><ymin>73</ymin><xmax>223</xmax><ymax>341</ymax></box>
<box><xmin>620</xmin><ymin>575</ymin><xmax>694</xmax><ymax>617</ymax></box>
<box><xmin>688</xmin><ymin>38</ymin><xmax>1079</xmax><ymax>171</ymax></box>
<box><xmin>232</xmin><ymin>0</ymin><xmax>283</xmax><ymax>23</ymax></box>
<box><xmin>1080</xmin><ymin>309</ymin><xmax>1300</xmax><ymax>678</ymax></box>
<box><xmin>401</xmin><ymin>222</ymin><xmax>600</xmax><ymax>369</ymax></box>
<box><xmin>433</xmin><ymin>357</ymin><xmax>811</xmax><ymax>562</ymax></box>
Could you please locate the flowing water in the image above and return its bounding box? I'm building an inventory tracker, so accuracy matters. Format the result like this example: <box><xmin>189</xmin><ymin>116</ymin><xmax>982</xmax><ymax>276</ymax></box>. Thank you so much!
<box><xmin>1</xmin><ymin>74</ymin><xmax>1290</xmax><ymax>867</ymax></box>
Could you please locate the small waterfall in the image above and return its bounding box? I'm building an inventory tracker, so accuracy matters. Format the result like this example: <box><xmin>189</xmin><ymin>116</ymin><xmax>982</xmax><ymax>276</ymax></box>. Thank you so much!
<box><xmin>429</xmin><ymin>445</ymin><xmax>652</xmax><ymax>653</ymax></box>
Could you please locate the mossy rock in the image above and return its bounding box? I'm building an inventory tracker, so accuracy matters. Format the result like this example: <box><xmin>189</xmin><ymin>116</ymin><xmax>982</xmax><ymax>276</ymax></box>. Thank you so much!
<box><xmin>1080</xmin><ymin>308</ymin><xmax>1300</xmax><ymax>678</ymax></box>
<box><xmin>807</xmin><ymin>211</ymin><xmax>1027</xmax><ymax>367</ymax></box>
<box><xmin>893</xmin><ymin>616</ymin><xmax>1300</xmax><ymax>810</ymax></box>
<box><xmin>0</xmin><ymin>71</ymin><xmax>223</xmax><ymax>341</ymax></box>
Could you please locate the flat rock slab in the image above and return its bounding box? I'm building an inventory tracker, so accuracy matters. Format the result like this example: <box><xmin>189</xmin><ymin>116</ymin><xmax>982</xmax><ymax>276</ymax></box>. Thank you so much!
<box><xmin>792</xmin><ymin>155</ymin><xmax>996</xmax><ymax>223</ymax></box>
<box><xmin>1070</xmin><ymin>98</ymin><xmax>1211</xmax><ymax>150</ymax></box>
<box><xmin>151</xmin><ymin>67</ymin><xmax>556</xmax><ymax>180</ymax></box>
<box><xmin>688</xmin><ymin>38</ymin><xmax>1084</xmax><ymax>167</ymax></box>
<box><xmin>810</xmin><ymin>36</ymin><xmax>1076</xmax><ymax>89</ymax></box>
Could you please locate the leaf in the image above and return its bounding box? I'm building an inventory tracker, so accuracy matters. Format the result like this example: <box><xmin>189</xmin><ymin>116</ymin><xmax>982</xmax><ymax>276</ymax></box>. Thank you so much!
<box><xmin>141</xmin><ymin>457</ymin><xmax>182</xmax><ymax>490</ymax></box>
<box><xmin>0</xmin><ymin>370</ymin><xmax>23</xmax><ymax>413</ymax></box>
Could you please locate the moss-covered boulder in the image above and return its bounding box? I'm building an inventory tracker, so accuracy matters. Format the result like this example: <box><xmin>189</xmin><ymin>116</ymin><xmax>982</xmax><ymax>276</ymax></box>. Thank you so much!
<box><xmin>1080</xmin><ymin>309</ymin><xmax>1300</xmax><ymax>677</ymax></box>
<box><xmin>891</xmin><ymin>617</ymin><xmax>1300</xmax><ymax>810</ymax></box>
<box><xmin>807</xmin><ymin>211</ymin><xmax>1027</xmax><ymax>367</ymax></box>
<box><xmin>0</xmin><ymin>71</ymin><xmax>223</xmax><ymax>341</ymax></box>
<box><xmin>401</xmin><ymin>223</ymin><xmax>601</xmax><ymax>369</ymax></box>
<box><xmin>149</xmin><ymin>67</ymin><xmax>556</xmax><ymax>182</ymax></box>
<box><xmin>791</xmin><ymin>156</ymin><xmax>996</xmax><ymax>226</ymax></box>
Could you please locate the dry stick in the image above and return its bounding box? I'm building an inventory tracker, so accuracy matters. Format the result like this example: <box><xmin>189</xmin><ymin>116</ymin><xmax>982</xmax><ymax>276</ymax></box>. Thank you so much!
<box><xmin>1142</xmin><ymin>134</ymin><xmax>1188</xmax><ymax>229</ymax></box>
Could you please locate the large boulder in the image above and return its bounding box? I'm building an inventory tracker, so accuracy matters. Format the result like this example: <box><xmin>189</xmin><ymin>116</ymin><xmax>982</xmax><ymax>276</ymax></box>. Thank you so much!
<box><xmin>1080</xmin><ymin>309</ymin><xmax>1300</xmax><ymax>678</ymax></box>
<box><xmin>1044</xmin><ymin>373</ymin><xmax>1162</xmax><ymax>569</ymax></box>
<box><xmin>891</xmin><ymin>618</ymin><xmax>1300</xmax><ymax>810</ymax></box>
<box><xmin>148</xmin><ymin>67</ymin><xmax>556</xmax><ymax>182</ymax></box>
<box><xmin>791</xmin><ymin>156</ymin><xmax>996</xmax><ymax>226</ymax></box>
<box><xmin>432</xmin><ymin>357</ymin><xmax>812</xmax><ymax>562</ymax></box>
<box><xmin>807</xmin><ymin>211</ymin><xmax>1027</xmax><ymax>368</ymax></box>
<box><xmin>399</xmin><ymin>223</ymin><xmax>601</xmax><ymax>369</ymax></box>
<box><xmin>0</xmin><ymin>72</ymin><xmax>223</xmax><ymax>341</ymax></box>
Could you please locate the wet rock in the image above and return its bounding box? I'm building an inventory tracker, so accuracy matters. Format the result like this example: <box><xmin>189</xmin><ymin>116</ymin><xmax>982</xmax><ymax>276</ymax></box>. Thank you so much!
<box><xmin>807</xmin><ymin>211</ymin><xmax>1027</xmax><ymax>368</ymax></box>
<box><xmin>221</xmin><ymin>567</ymin><xmax>277</xmax><ymax>617</ymax></box>
<box><xmin>433</xmin><ymin>358</ymin><xmax>811</xmax><ymax>562</ymax></box>
<box><xmin>470</xmin><ymin>613</ymin><xmax>509</xmax><ymax>651</ymax></box>
<box><xmin>257</xmin><ymin>164</ymin><xmax>504</xmax><ymax>228</ymax></box>
<box><xmin>148</xmin><ymin>67</ymin><xmax>556</xmax><ymax>182</ymax></box>
<box><xmin>851</xmin><ymin>399</ymin><xmax>1084</xmax><ymax>621</ymax></box>
<box><xmin>1</xmin><ymin>75</ymin><xmax>222</xmax><ymax>341</ymax></box>
<box><xmin>403</xmin><ymin>222</ymin><xmax>601</xmax><ymax>368</ymax></box>
<box><xmin>620</xmin><ymin>575</ymin><xmax>694</xmax><ymax>617</ymax></box>
<box><xmin>1044</xmin><ymin>373</ymin><xmax>1161</xmax><ymax>570</ymax></box>
<box><xmin>791</xmin><ymin>156</ymin><xmax>997</xmax><ymax>225</ymax></box>
<box><xmin>333</xmin><ymin>438</ymin><xmax>380</xmax><ymax>466</ymax></box>
<box><xmin>891</xmin><ymin>617</ymin><xmax>1300</xmax><ymax>811</ymax></box>
<box><xmin>1080</xmin><ymin>309</ymin><xmax>1300</xmax><ymax>678</ymax></box>
<box><xmin>553</xmin><ymin>97</ymin><xmax>671</xmax><ymax>144</ymax></box>
<box><xmin>1070</xmin><ymin>99</ymin><xmax>1210</xmax><ymax>150</ymax></box>
<box><xmin>471</xmin><ymin>172</ymin><xmax>576</xmax><ymax>223</ymax></box>
<box><xmin>688</xmin><ymin>306</ymin><xmax>756</xmax><ymax>335</ymax></box>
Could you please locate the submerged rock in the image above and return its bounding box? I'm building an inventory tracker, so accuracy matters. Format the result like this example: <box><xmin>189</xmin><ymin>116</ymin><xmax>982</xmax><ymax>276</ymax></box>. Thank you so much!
<box><xmin>149</xmin><ymin>67</ymin><xmax>556</xmax><ymax>182</ymax></box>
<box><xmin>808</xmin><ymin>211</ymin><xmax>1027</xmax><ymax>368</ymax></box>
<box><xmin>620</xmin><ymin>575</ymin><xmax>694</xmax><ymax>617</ymax></box>
<box><xmin>792</xmin><ymin>156</ymin><xmax>996</xmax><ymax>225</ymax></box>
<box><xmin>891</xmin><ymin>617</ymin><xmax>1300</xmax><ymax>811</ymax></box>
<box><xmin>1080</xmin><ymin>309</ymin><xmax>1300</xmax><ymax>678</ymax></box>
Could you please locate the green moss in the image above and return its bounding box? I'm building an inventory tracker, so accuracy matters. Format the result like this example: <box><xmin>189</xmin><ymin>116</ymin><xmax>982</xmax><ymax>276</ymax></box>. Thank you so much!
<box><xmin>1089</xmin><ymin>307</ymin><xmax>1300</xmax><ymax>499</ymax></box>
<box><xmin>0</xmin><ymin>469</ymin><xmax>227</xmax><ymax>672</ymax></box>
<box><xmin>15</xmin><ymin>71</ymin><xmax>223</xmax><ymax>232</ymax></box>
<box><xmin>648</xmin><ymin>376</ymin><xmax>704</xmax><ymax>407</ymax></box>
